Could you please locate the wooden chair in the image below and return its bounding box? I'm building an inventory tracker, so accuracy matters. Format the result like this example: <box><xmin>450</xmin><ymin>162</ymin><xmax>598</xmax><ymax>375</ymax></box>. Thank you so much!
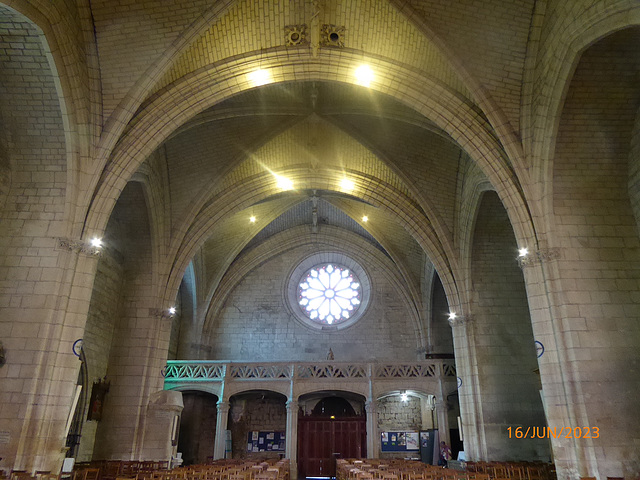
<box><xmin>74</xmin><ymin>470</ymin><xmax>100</xmax><ymax>480</ymax></box>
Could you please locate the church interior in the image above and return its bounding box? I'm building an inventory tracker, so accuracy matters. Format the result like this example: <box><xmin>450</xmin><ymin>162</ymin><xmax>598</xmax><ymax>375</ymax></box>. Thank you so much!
<box><xmin>0</xmin><ymin>1</ymin><xmax>639</xmax><ymax>480</ymax></box>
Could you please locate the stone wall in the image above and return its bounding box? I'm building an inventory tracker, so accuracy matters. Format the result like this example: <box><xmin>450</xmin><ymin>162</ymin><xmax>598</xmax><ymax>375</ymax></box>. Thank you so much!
<box><xmin>0</xmin><ymin>6</ymin><xmax>70</xmax><ymax>470</ymax></box>
<box><xmin>550</xmin><ymin>27</ymin><xmax>640</xmax><ymax>478</ymax></box>
<box><xmin>206</xmin><ymin>244</ymin><xmax>420</xmax><ymax>362</ymax></box>
<box><xmin>377</xmin><ymin>396</ymin><xmax>423</xmax><ymax>459</ymax></box>
<box><xmin>229</xmin><ymin>395</ymin><xmax>287</xmax><ymax>460</ymax></box>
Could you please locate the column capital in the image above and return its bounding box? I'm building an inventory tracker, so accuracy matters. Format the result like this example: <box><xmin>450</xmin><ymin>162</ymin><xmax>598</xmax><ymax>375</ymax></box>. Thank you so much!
<box><xmin>365</xmin><ymin>400</ymin><xmax>377</xmax><ymax>413</ymax></box>
<box><xmin>56</xmin><ymin>237</ymin><xmax>103</xmax><ymax>257</ymax></box>
<box><xmin>149</xmin><ymin>308</ymin><xmax>177</xmax><ymax>319</ymax></box>
<box><xmin>286</xmin><ymin>399</ymin><xmax>299</xmax><ymax>410</ymax></box>
<box><xmin>448</xmin><ymin>315</ymin><xmax>473</xmax><ymax>327</ymax></box>
<box><xmin>518</xmin><ymin>247</ymin><xmax>561</xmax><ymax>268</ymax></box>
<box><xmin>216</xmin><ymin>400</ymin><xmax>230</xmax><ymax>413</ymax></box>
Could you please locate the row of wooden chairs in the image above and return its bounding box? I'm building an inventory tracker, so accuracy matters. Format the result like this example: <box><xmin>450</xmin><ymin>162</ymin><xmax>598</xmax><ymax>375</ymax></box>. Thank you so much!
<box><xmin>64</xmin><ymin>460</ymin><xmax>289</xmax><ymax>480</ymax></box>
<box><xmin>338</xmin><ymin>459</ymin><xmax>554</xmax><ymax>480</ymax></box>
<box><xmin>466</xmin><ymin>462</ymin><xmax>555</xmax><ymax>480</ymax></box>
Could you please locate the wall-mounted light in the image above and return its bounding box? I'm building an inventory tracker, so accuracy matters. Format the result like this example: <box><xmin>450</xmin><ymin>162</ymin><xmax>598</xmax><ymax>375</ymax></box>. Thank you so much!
<box><xmin>400</xmin><ymin>392</ymin><xmax>408</xmax><ymax>402</ymax></box>
<box><xmin>168</xmin><ymin>307</ymin><xmax>177</xmax><ymax>316</ymax></box>
<box><xmin>448</xmin><ymin>312</ymin><xmax>457</xmax><ymax>320</ymax></box>
<box><xmin>362</xmin><ymin>215</ymin><xmax>368</xmax><ymax>222</ymax></box>
<box><xmin>249</xmin><ymin>216</ymin><xmax>256</xmax><ymax>223</ymax></box>
<box><xmin>90</xmin><ymin>237</ymin><xmax>103</xmax><ymax>248</ymax></box>
<box><xmin>518</xmin><ymin>247</ymin><xmax>529</xmax><ymax>258</ymax></box>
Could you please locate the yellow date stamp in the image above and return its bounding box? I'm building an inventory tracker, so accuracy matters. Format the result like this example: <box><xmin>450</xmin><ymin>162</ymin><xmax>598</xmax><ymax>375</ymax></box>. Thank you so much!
<box><xmin>507</xmin><ymin>426</ymin><xmax>599</xmax><ymax>439</ymax></box>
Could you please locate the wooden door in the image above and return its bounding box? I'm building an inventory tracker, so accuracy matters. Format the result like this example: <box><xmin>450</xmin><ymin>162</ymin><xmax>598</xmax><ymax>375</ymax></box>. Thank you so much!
<box><xmin>298</xmin><ymin>417</ymin><xmax>366</xmax><ymax>478</ymax></box>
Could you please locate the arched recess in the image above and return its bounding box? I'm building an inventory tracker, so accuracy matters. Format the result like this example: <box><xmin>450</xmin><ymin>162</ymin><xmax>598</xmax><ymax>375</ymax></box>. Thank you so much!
<box><xmin>548</xmin><ymin>27</ymin><xmax>640</xmax><ymax>480</ymax></box>
<box><xmin>528</xmin><ymin>6</ymin><xmax>640</xmax><ymax>235</ymax></box>
<box><xmin>83</xmin><ymin>50</ymin><xmax>534</xmax><ymax>254</ymax></box>
<box><xmin>376</xmin><ymin>389</ymin><xmax>438</xmax><ymax>444</ymax></box>
<box><xmin>201</xmin><ymin>225</ymin><xmax>425</xmax><ymax>357</ymax></box>
<box><xmin>0</xmin><ymin>5</ymin><xmax>74</xmax><ymax>472</ymax></box>
<box><xmin>467</xmin><ymin>191</ymin><xmax>548</xmax><ymax>462</ymax></box>
<box><xmin>178</xmin><ymin>390</ymin><xmax>219</xmax><ymax>465</ymax></box>
<box><xmin>0</xmin><ymin>0</ymin><xmax>99</xmax><ymax>234</ymax></box>
<box><xmin>89</xmin><ymin>181</ymin><xmax>163</xmax><ymax>461</ymax></box>
<box><xmin>228</xmin><ymin>390</ymin><xmax>287</xmax><ymax>460</ymax></box>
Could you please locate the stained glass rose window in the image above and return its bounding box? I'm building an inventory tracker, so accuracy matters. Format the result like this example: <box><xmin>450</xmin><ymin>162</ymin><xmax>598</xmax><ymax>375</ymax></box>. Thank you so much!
<box><xmin>297</xmin><ymin>264</ymin><xmax>361</xmax><ymax>325</ymax></box>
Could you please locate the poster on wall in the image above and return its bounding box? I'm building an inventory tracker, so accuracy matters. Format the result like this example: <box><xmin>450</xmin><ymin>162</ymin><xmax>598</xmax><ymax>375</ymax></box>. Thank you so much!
<box><xmin>247</xmin><ymin>431</ymin><xmax>286</xmax><ymax>452</ymax></box>
<box><xmin>380</xmin><ymin>431</ymin><xmax>420</xmax><ymax>451</ymax></box>
<box><xmin>405</xmin><ymin>432</ymin><xmax>419</xmax><ymax>450</ymax></box>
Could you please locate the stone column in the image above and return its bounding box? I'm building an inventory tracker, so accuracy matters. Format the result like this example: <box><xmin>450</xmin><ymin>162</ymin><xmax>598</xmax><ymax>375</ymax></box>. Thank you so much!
<box><xmin>365</xmin><ymin>400</ymin><xmax>378</xmax><ymax>459</ymax></box>
<box><xmin>286</xmin><ymin>399</ymin><xmax>299</xmax><ymax>479</ymax></box>
<box><xmin>213</xmin><ymin>401</ymin><xmax>230</xmax><ymax>459</ymax></box>
<box><xmin>435</xmin><ymin>401</ymin><xmax>450</xmax><ymax>447</ymax></box>
<box><xmin>448</xmin><ymin>314</ymin><xmax>482</xmax><ymax>459</ymax></box>
<box><xmin>435</xmin><ymin>362</ymin><xmax>450</xmax><ymax>447</ymax></box>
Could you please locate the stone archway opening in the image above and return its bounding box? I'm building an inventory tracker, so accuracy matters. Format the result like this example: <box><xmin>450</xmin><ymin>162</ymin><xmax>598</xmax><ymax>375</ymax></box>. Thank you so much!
<box><xmin>178</xmin><ymin>391</ymin><xmax>219</xmax><ymax>465</ymax></box>
<box><xmin>227</xmin><ymin>390</ymin><xmax>288</xmax><ymax>461</ymax></box>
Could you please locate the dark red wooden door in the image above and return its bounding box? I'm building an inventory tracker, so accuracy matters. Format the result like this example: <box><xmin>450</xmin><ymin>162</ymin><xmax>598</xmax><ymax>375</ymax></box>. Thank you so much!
<box><xmin>298</xmin><ymin>417</ymin><xmax>366</xmax><ymax>478</ymax></box>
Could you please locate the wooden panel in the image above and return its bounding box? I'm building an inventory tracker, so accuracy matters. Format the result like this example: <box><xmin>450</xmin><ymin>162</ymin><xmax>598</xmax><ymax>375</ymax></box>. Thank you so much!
<box><xmin>298</xmin><ymin>417</ymin><xmax>366</xmax><ymax>478</ymax></box>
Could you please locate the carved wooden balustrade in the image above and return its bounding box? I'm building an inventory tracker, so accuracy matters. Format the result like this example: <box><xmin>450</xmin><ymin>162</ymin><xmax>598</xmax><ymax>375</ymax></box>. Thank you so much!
<box><xmin>163</xmin><ymin>360</ymin><xmax>457</xmax><ymax>397</ymax></box>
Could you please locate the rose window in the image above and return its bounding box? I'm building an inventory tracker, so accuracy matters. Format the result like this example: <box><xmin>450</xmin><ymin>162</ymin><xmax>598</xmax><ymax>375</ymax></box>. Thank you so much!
<box><xmin>298</xmin><ymin>264</ymin><xmax>361</xmax><ymax>325</ymax></box>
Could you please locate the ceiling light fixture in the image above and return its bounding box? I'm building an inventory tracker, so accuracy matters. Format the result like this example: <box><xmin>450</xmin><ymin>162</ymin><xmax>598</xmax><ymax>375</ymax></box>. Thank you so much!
<box><xmin>275</xmin><ymin>175</ymin><xmax>294</xmax><ymax>190</ymax></box>
<box><xmin>247</xmin><ymin>69</ymin><xmax>271</xmax><ymax>87</ymax></box>
<box><xmin>354</xmin><ymin>65</ymin><xmax>374</xmax><ymax>87</ymax></box>
<box><xmin>341</xmin><ymin>178</ymin><xmax>355</xmax><ymax>191</ymax></box>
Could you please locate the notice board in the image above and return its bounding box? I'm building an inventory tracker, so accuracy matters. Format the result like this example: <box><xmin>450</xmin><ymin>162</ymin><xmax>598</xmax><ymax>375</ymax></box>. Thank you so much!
<box><xmin>380</xmin><ymin>431</ymin><xmax>419</xmax><ymax>452</ymax></box>
<box><xmin>247</xmin><ymin>431</ymin><xmax>286</xmax><ymax>452</ymax></box>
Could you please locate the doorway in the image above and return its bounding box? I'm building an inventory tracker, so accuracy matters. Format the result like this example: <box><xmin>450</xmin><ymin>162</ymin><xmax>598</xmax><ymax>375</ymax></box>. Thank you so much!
<box><xmin>297</xmin><ymin>395</ymin><xmax>366</xmax><ymax>479</ymax></box>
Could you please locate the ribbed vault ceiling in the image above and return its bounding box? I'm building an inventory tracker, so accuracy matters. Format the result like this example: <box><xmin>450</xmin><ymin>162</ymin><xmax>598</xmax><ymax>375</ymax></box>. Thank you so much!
<box><xmin>145</xmin><ymin>80</ymin><xmax>473</xmax><ymax>314</ymax></box>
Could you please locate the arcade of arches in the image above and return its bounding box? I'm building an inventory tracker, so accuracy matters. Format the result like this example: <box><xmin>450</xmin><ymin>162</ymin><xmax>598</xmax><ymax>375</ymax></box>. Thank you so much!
<box><xmin>0</xmin><ymin>1</ymin><xmax>638</xmax><ymax>480</ymax></box>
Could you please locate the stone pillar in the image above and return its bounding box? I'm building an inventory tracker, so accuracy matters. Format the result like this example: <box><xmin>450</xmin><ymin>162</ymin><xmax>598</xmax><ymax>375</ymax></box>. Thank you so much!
<box><xmin>448</xmin><ymin>315</ymin><xmax>482</xmax><ymax>459</ymax></box>
<box><xmin>435</xmin><ymin>363</ymin><xmax>450</xmax><ymax>447</ymax></box>
<box><xmin>213</xmin><ymin>401</ymin><xmax>230</xmax><ymax>459</ymax></box>
<box><xmin>435</xmin><ymin>401</ymin><xmax>449</xmax><ymax>447</ymax></box>
<box><xmin>286</xmin><ymin>399</ymin><xmax>298</xmax><ymax>479</ymax></box>
<box><xmin>365</xmin><ymin>400</ymin><xmax>378</xmax><ymax>459</ymax></box>
<box><xmin>420</xmin><ymin>397</ymin><xmax>436</xmax><ymax>430</ymax></box>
